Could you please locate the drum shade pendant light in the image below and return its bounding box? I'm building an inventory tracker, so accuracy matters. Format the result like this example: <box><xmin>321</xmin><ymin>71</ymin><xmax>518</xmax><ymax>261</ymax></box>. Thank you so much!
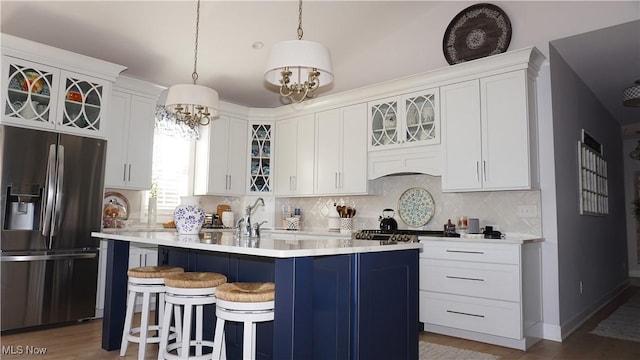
<box><xmin>165</xmin><ymin>0</ymin><xmax>219</xmax><ymax>129</ymax></box>
<box><xmin>624</xmin><ymin>80</ymin><xmax>640</xmax><ymax>107</ymax></box>
<box><xmin>264</xmin><ymin>0</ymin><xmax>333</xmax><ymax>103</ymax></box>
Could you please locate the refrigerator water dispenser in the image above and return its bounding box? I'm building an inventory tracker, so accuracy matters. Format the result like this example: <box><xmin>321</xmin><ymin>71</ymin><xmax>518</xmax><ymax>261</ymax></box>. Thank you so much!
<box><xmin>4</xmin><ymin>185</ymin><xmax>41</xmax><ymax>231</ymax></box>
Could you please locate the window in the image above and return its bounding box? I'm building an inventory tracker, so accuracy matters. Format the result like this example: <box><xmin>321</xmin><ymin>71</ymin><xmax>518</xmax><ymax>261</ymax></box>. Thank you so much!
<box><xmin>150</xmin><ymin>106</ymin><xmax>198</xmax><ymax>221</ymax></box>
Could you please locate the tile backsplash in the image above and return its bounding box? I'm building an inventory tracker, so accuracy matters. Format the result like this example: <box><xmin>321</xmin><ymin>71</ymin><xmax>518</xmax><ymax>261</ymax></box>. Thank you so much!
<box><xmin>269</xmin><ymin>174</ymin><xmax>542</xmax><ymax>235</ymax></box>
<box><xmin>113</xmin><ymin>174</ymin><xmax>541</xmax><ymax>236</ymax></box>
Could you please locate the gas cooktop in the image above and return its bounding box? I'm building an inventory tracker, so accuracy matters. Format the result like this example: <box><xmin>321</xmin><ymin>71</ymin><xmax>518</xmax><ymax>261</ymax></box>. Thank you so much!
<box><xmin>351</xmin><ymin>229</ymin><xmax>455</xmax><ymax>243</ymax></box>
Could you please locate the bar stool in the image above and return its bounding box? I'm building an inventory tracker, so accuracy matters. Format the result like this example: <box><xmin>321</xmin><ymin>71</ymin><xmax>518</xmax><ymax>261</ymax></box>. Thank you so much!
<box><xmin>120</xmin><ymin>265</ymin><xmax>185</xmax><ymax>360</ymax></box>
<box><xmin>212</xmin><ymin>282</ymin><xmax>275</xmax><ymax>360</ymax></box>
<box><xmin>159</xmin><ymin>272</ymin><xmax>228</xmax><ymax>360</ymax></box>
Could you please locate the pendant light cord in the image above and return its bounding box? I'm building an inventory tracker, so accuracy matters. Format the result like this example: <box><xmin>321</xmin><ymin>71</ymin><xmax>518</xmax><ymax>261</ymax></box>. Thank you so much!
<box><xmin>192</xmin><ymin>0</ymin><xmax>201</xmax><ymax>84</ymax></box>
<box><xmin>297</xmin><ymin>0</ymin><xmax>303</xmax><ymax>40</ymax></box>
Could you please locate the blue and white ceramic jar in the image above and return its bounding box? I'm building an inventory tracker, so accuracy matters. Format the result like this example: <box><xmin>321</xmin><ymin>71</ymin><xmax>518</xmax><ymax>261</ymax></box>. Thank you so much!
<box><xmin>173</xmin><ymin>196</ymin><xmax>205</xmax><ymax>234</ymax></box>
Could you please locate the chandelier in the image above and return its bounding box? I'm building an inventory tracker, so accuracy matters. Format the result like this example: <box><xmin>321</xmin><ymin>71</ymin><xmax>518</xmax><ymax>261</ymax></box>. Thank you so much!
<box><xmin>624</xmin><ymin>80</ymin><xmax>640</xmax><ymax>107</ymax></box>
<box><xmin>264</xmin><ymin>0</ymin><xmax>333</xmax><ymax>103</ymax></box>
<box><xmin>165</xmin><ymin>0</ymin><xmax>219</xmax><ymax>129</ymax></box>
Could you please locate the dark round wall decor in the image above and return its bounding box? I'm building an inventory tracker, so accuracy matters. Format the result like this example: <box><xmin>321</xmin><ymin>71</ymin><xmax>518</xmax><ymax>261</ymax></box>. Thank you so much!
<box><xmin>443</xmin><ymin>3</ymin><xmax>512</xmax><ymax>65</ymax></box>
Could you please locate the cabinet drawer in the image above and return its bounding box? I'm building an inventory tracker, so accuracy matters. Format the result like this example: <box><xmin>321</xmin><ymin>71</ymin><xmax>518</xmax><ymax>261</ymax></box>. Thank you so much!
<box><xmin>419</xmin><ymin>291</ymin><xmax>522</xmax><ymax>339</ymax></box>
<box><xmin>421</xmin><ymin>240</ymin><xmax>519</xmax><ymax>264</ymax></box>
<box><xmin>419</xmin><ymin>259</ymin><xmax>520</xmax><ymax>301</ymax></box>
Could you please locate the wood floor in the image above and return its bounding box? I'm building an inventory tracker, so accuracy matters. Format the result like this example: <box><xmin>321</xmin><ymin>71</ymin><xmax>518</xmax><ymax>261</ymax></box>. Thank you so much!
<box><xmin>1</xmin><ymin>286</ymin><xmax>638</xmax><ymax>359</ymax></box>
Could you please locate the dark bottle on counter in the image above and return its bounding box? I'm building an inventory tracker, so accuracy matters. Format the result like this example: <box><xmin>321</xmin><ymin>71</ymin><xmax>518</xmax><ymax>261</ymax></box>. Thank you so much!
<box><xmin>444</xmin><ymin>219</ymin><xmax>456</xmax><ymax>235</ymax></box>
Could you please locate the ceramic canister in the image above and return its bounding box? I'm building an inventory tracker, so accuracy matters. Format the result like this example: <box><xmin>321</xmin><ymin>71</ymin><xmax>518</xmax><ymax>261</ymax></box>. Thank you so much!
<box><xmin>173</xmin><ymin>196</ymin><xmax>205</xmax><ymax>234</ymax></box>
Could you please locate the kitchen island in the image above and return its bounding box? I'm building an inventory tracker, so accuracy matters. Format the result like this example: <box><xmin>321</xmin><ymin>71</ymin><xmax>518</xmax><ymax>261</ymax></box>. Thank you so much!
<box><xmin>92</xmin><ymin>231</ymin><xmax>421</xmax><ymax>360</ymax></box>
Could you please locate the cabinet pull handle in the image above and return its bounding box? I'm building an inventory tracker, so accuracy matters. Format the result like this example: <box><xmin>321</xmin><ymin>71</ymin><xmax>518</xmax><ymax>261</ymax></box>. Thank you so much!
<box><xmin>446</xmin><ymin>310</ymin><xmax>485</xmax><ymax>318</ymax></box>
<box><xmin>227</xmin><ymin>175</ymin><xmax>231</xmax><ymax>190</ymax></box>
<box><xmin>123</xmin><ymin>164</ymin><xmax>127</xmax><ymax>182</ymax></box>
<box><xmin>128</xmin><ymin>164</ymin><xmax>131</xmax><ymax>182</ymax></box>
<box><xmin>446</xmin><ymin>275</ymin><xmax>484</xmax><ymax>282</ymax></box>
<box><xmin>476</xmin><ymin>161</ymin><xmax>480</xmax><ymax>182</ymax></box>
<box><xmin>445</xmin><ymin>250</ymin><xmax>485</xmax><ymax>255</ymax></box>
<box><xmin>483</xmin><ymin>161</ymin><xmax>487</xmax><ymax>182</ymax></box>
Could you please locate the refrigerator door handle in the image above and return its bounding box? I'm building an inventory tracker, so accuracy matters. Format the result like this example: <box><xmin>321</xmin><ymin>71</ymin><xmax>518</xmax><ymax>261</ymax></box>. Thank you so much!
<box><xmin>1</xmin><ymin>253</ymin><xmax>97</xmax><ymax>261</ymax></box>
<box><xmin>51</xmin><ymin>145</ymin><xmax>64</xmax><ymax>241</ymax></box>
<box><xmin>41</xmin><ymin>144</ymin><xmax>57</xmax><ymax>237</ymax></box>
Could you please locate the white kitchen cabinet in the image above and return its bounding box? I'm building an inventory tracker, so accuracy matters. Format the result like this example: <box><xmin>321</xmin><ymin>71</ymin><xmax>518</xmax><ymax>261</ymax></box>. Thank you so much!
<box><xmin>248</xmin><ymin>122</ymin><xmax>273</xmax><ymax>193</ymax></box>
<box><xmin>367</xmin><ymin>88</ymin><xmax>439</xmax><ymax>151</ymax></box>
<box><xmin>419</xmin><ymin>239</ymin><xmax>542</xmax><ymax>350</ymax></box>
<box><xmin>105</xmin><ymin>77</ymin><xmax>162</xmax><ymax>190</ymax></box>
<box><xmin>315</xmin><ymin>103</ymin><xmax>368</xmax><ymax>195</ymax></box>
<box><xmin>274</xmin><ymin>114</ymin><xmax>315</xmax><ymax>196</ymax></box>
<box><xmin>1</xmin><ymin>34</ymin><xmax>125</xmax><ymax>138</ymax></box>
<box><xmin>194</xmin><ymin>115</ymin><xmax>248</xmax><ymax>196</ymax></box>
<box><xmin>95</xmin><ymin>240</ymin><xmax>158</xmax><ymax>317</ymax></box>
<box><xmin>441</xmin><ymin>70</ymin><xmax>536</xmax><ymax>192</ymax></box>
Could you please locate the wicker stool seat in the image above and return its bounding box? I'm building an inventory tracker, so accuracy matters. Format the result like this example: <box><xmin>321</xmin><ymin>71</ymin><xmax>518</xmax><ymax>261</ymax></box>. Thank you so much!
<box><xmin>128</xmin><ymin>265</ymin><xmax>185</xmax><ymax>278</ymax></box>
<box><xmin>159</xmin><ymin>272</ymin><xmax>228</xmax><ymax>360</ymax></box>
<box><xmin>120</xmin><ymin>266</ymin><xmax>184</xmax><ymax>360</ymax></box>
<box><xmin>212</xmin><ymin>282</ymin><xmax>275</xmax><ymax>360</ymax></box>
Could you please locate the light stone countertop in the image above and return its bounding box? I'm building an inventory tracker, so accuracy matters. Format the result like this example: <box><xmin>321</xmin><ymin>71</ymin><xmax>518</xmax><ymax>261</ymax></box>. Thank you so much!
<box><xmin>92</xmin><ymin>231</ymin><xmax>422</xmax><ymax>258</ymax></box>
<box><xmin>419</xmin><ymin>234</ymin><xmax>543</xmax><ymax>245</ymax></box>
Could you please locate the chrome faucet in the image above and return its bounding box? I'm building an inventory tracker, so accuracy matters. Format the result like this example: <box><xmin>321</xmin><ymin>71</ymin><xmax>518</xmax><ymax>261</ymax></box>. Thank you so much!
<box><xmin>240</xmin><ymin>198</ymin><xmax>265</xmax><ymax>240</ymax></box>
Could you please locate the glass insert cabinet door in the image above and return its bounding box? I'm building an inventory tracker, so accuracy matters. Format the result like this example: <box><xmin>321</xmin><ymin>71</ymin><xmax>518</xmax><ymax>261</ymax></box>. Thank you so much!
<box><xmin>370</xmin><ymin>100</ymin><xmax>399</xmax><ymax>148</ymax></box>
<box><xmin>3</xmin><ymin>57</ymin><xmax>57</xmax><ymax>128</ymax></box>
<box><xmin>404</xmin><ymin>93</ymin><xmax>436</xmax><ymax>144</ymax></box>
<box><xmin>249</xmin><ymin>123</ymin><xmax>272</xmax><ymax>192</ymax></box>
<box><xmin>60</xmin><ymin>72</ymin><xmax>104</xmax><ymax>133</ymax></box>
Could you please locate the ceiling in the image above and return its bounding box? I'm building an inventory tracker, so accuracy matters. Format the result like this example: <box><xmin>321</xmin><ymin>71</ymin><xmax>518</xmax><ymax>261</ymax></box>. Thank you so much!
<box><xmin>1</xmin><ymin>1</ymin><xmax>638</xmax><ymax>124</ymax></box>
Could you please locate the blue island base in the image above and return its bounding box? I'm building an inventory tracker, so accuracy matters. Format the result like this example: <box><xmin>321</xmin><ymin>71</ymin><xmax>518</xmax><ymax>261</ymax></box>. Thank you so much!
<box><xmin>102</xmin><ymin>240</ymin><xmax>419</xmax><ymax>359</ymax></box>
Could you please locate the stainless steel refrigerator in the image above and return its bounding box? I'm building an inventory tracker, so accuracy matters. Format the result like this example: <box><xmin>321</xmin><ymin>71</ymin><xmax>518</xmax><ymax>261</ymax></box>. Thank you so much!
<box><xmin>0</xmin><ymin>125</ymin><xmax>106</xmax><ymax>331</ymax></box>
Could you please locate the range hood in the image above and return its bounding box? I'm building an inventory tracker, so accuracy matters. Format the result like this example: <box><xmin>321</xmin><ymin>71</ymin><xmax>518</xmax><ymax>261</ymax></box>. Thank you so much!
<box><xmin>368</xmin><ymin>145</ymin><xmax>442</xmax><ymax>180</ymax></box>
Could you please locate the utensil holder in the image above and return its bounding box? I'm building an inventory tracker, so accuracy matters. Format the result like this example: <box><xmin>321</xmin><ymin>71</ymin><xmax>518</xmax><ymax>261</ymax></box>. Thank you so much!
<box><xmin>285</xmin><ymin>217</ymin><xmax>300</xmax><ymax>230</ymax></box>
<box><xmin>340</xmin><ymin>218</ymin><xmax>353</xmax><ymax>233</ymax></box>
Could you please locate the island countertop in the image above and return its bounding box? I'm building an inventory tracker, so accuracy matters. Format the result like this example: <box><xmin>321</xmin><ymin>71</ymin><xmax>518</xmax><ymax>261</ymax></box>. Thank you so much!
<box><xmin>91</xmin><ymin>231</ymin><xmax>422</xmax><ymax>258</ymax></box>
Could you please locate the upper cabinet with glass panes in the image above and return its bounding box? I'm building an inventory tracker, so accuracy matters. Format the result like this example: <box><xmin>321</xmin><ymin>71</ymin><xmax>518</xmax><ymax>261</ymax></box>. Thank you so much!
<box><xmin>248</xmin><ymin>122</ymin><xmax>273</xmax><ymax>193</ymax></box>
<box><xmin>367</xmin><ymin>88</ymin><xmax>439</xmax><ymax>151</ymax></box>
<box><xmin>1</xmin><ymin>34</ymin><xmax>126</xmax><ymax>138</ymax></box>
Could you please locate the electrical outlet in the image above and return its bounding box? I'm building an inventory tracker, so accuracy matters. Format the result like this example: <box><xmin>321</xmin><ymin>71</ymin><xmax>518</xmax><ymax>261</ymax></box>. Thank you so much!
<box><xmin>517</xmin><ymin>205</ymin><xmax>537</xmax><ymax>218</ymax></box>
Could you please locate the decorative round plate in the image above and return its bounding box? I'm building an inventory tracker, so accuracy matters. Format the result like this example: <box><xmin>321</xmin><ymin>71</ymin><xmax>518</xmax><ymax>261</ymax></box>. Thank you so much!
<box><xmin>398</xmin><ymin>187</ymin><xmax>435</xmax><ymax>227</ymax></box>
<box><xmin>443</xmin><ymin>3</ymin><xmax>512</xmax><ymax>65</ymax></box>
<box><xmin>103</xmin><ymin>191</ymin><xmax>130</xmax><ymax>220</ymax></box>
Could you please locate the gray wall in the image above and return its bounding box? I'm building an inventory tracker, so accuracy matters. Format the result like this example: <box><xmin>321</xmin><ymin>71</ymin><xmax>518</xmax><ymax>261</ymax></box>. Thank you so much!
<box><xmin>549</xmin><ymin>45</ymin><xmax>629</xmax><ymax>327</ymax></box>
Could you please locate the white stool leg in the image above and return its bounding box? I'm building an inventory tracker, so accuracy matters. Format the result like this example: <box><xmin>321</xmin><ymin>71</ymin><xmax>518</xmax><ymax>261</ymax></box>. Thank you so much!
<box><xmin>180</xmin><ymin>303</ymin><xmax>193</xmax><ymax>359</ymax></box>
<box><xmin>158</xmin><ymin>292</ymin><xmax>165</xmax><ymax>335</ymax></box>
<box><xmin>242</xmin><ymin>320</ymin><xmax>252</xmax><ymax>360</ymax></box>
<box><xmin>138</xmin><ymin>291</ymin><xmax>151</xmax><ymax>360</ymax></box>
<box><xmin>196</xmin><ymin>305</ymin><xmax>203</xmax><ymax>357</ymax></box>
<box><xmin>252</xmin><ymin>322</ymin><xmax>257</xmax><ymax>359</ymax></box>
<box><xmin>158</xmin><ymin>300</ymin><xmax>173</xmax><ymax>360</ymax></box>
<box><xmin>120</xmin><ymin>288</ymin><xmax>137</xmax><ymax>356</ymax></box>
<box><xmin>212</xmin><ymin>317</ymin><xmax>225</xmax><ymax>360</ymax></box>
<box><xmin>174</xmin><ymin>304</ymin><xmax>183</xmax><ymax>356</ymax></box>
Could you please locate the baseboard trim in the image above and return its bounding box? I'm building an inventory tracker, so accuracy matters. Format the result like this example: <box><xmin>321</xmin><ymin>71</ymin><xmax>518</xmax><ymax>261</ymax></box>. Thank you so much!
<box><xmin>423</xmin><ymin>323</ymin><xmax>540</xmax><ymax>350</ymax></box>
<box><xmin>542</xmin><ymin>323</ymin><xmax>562</xmax><ymax>342</ymax></box>
<box><xmin>560</xmin><ymin>279</ymin><xmax>630</xmax><ymax>340</ymax></box>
